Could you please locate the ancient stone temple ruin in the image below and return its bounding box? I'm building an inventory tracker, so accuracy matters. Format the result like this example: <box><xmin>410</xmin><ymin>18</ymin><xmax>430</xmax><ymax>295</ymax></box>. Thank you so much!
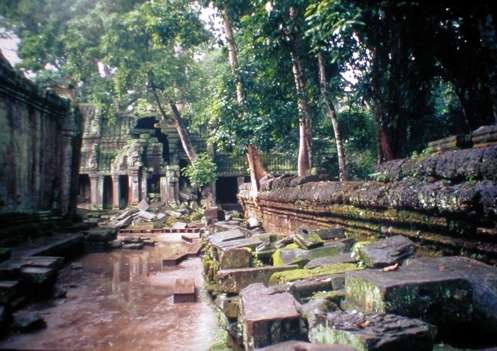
<box><xmin>77</xmin><ymin>107</ymin><xmax>209</xmax><ymax>209</ymax></box>
<box><xmin>0</xmin><ymin>54</ymin><xmax>82</xmax><ymax>216</ymax></box>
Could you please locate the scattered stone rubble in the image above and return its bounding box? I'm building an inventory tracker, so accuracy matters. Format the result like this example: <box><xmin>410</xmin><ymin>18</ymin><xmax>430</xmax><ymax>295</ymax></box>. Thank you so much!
<box><xmin>201</xmin><ymin>221</ymin><xmax>497</xmax><ymax>351</ymax></box>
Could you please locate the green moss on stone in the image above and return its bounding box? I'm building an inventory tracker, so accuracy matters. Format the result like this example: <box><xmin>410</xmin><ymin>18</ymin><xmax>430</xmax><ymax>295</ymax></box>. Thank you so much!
<box><xmin>268</xmin><ymin>263</ymin><xmax>362</xmax><ymax>285</ymax></box>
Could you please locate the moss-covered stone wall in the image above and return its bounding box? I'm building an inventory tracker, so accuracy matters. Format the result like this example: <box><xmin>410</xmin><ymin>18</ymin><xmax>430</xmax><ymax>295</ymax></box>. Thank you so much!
<box><xmin>239</xmin><ymin>146</ymin><xmax>497</xmax><ymax>264</ymax></box>
<box><xmin>0</xmin><ymin>55</ymin><xmax>82</xmax><ymax>215</ymax></box>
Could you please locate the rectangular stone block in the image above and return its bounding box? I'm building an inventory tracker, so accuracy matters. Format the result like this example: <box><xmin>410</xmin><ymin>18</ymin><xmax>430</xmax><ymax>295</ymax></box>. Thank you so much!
<box><xmin>210</xmin><ymin>228</ymin><xmax>246</xmax><ymax>244</ymax></box>
<box><xmin>217</xmin><ymin>265</ymin><xmax>299</xmax><ymax>293</ymax></box>
<box><xmin>162</xmin><ymin>253</ymin><xmax>188</xmax><ymax>267</ymax></box>
<box><xmin>308</xmin><ymin>311</ymin><xmax>436</xmax><ymax>351</ymax></box>
<box><xmin>240</xmin><ymin>283</ymin><xmax>301</xmax><ymax>350</ymax></box>
<box><xmin>0</xmin><ymin>280</ymin><xmax>19</xmax><ymax>304</ymax></box>
<box><xmin>345</xmin><ymin>265</ymin><xmax>473</xmax><ymax>325</ymax></box>
<box><xmin>173</xmin><ymin>278</ymin><xmax>195</xmax><ymax>303</ymax></box>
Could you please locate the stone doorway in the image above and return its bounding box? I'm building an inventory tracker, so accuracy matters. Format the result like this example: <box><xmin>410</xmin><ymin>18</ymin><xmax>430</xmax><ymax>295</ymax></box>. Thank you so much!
<box><xmin>119</xmin><ymin>175</ymin><xmax>129</xmax><ymax>208</ymax></box>
<box><xmin>102</xmin><ymin>175</ymin><xmax>113</xmax><ymax>209</ymax></box>
<box><xmin>77</xmin><ymin>174</ymin><xmax>91</xmax><ymax>206</ymax></box>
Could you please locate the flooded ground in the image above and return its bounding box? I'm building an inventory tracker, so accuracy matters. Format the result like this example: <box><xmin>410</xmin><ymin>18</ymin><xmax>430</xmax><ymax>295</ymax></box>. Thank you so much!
<box><xmin>0</xmin><ymin>239</ymin><xmax>223</xmax><ymax>351</ymax></box>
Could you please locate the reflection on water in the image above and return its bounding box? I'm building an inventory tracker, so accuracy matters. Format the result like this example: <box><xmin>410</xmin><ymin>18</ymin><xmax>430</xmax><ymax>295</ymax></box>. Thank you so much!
<box><xmin>0</xmin><ymin>241</ymin><xmax>219</xmax><ymax>351</ymax></box>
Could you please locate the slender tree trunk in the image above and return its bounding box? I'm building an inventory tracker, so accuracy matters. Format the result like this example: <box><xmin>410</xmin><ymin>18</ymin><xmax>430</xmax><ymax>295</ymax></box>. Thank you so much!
<box><xmin>290</xmin><ymin>6</ymin><xmax>312</xmax><ymax>176</ymax></box>
<box><xmin>150</xmin><ymin>82</ymin><xmax>197</xmax><ymax>163</ymax></box>
<box><xmin>222</xmin><ymin>7</ymin><xmax>267</xmax><ymax>193</ymax></box>
<box><xmin>317</xmin><ymin>52</ymin><xmax>347</xmax><ymax>181</ymax></box>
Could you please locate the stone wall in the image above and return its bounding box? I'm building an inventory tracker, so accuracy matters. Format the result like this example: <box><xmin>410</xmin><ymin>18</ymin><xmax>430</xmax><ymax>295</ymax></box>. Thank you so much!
<box><xmin>239</xmin><ymin>146</ymin><xmax>497</xmax><ymax>264</ymax></box>
<box><xmin>0</xmin><ymin>55</ymin><xmax>82</xmax><ymax>216</ymax></box>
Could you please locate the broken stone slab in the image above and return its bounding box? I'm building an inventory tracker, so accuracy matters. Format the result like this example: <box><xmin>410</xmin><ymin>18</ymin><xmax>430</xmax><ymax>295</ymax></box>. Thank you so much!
<box><xmin>172</xmin><ymin>221</ymin><xmax>188</xmax><ymax>229</ymax></box>
<box><xmin>205</xmin><ymin>208</ymin><xmax>225</xmax><ymax>224</ymax></box>
<box><xmin>137</xmin><ymin>211</ymin><xmax>156</xmax><ymax>221</ymax></box>
<box><xmin>212</xmin><ymin>237</ymin><xmax>263</xmax><ymax>253</ymax></box>
<box><xmin>19</xmin><ymin>256</ymin><xmax>65</xmax><ymax>270</ymax></box>
<box><xmin>240</xmin><ymin>283</ymin><xmax>302</xmax><ymax>350</ymax></box>
<box><xmin>308</xmin><ymin>310</ymin><xmax>436</xmax><ymax>351</ymax></box>
<box><xmin>220</xmin><ymin>247</ymin><xmax>252</xmax><ymax>270</ymax></box>
<box><xmin>273</xmin><ymin>239</ymin><xmax>354</xmax><ymax>267</ymax></box>
<box><xmin>255</xmin><ymin>340</ymin><xmax>357</xmax><ymax>351</ymax></box>
<box><xmin>269</xmin><ymin>263</ymin><xmax>362</xmax><ymax>286</ymax></box>
<box><xmin>210</xmin><ymin>228</ymin><xmax>246</xmax><ymax>244</ymax></box>
<box><xmin>137</xmin><ymin>199</ymin><xmax>150</xmax><ymax>212</ymax></box>
<box><xmin>247</xmin><ymin>216</ymin><xmax>261</xmax><ymax>228</ymax></box>
<box><xmin>299</xmin><ymin>298</ymin><xmax>333</xmax><ymax>326</ymax></box>
<box><xmin>20</xmin><ymin>266</ymin><xmax>57</xmax><ymax>285</ymax></box>
<box><xmin>315</xmin><ymin>227</ymin><xmax>347</xmax><ymax>240</ymax></box>
<box><xmin>0</xmin><ymin>280</ymin><xmax>19</xmax><ymax>304</ymax></box>
<box><xmin>405</xmin><ymin>256</ymin><xmax>497</xmax><ymax>333</ymax></box>
<box><xmin>305</xmin><ymin>253</ymin><xmax>356</xmax><ymax>269</ymax></box>
<box><xmin>294</xmin><ymin>226</ymin><xmax>324</xmax><ymax>249</ymax></box>
<box><xmin>12</xmin><ymin>310</ymin><xmax>47</xmax><ymax>333</ymax></box>
<box><xmin>115</xmin><ymin>215</ymin><xmax>133</xmax><ymax>228</ymax></box>
<box><xmin>345</xmin><ymin>264</ymin><xmax>473</xmax><ymax>325</ymax></box>
<box><xmin>358</xmin><ymin>235</ymin><xmax>416</xmax><ymax>268</ymax></box>
<box><xmin>217</xmin><ymin>265</ymin><xmax>299</xmax><ymax>294</ymax></box>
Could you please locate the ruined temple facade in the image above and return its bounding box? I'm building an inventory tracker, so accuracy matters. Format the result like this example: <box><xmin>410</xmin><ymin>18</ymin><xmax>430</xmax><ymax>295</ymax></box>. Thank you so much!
<box><xmin>0</xmin><ymin>55</ymin><xmax>82</xmax><ymax>216</ymax></box>
<box><xmin>78</xmin><ymin>107</ymin><xmax>211</xmax><ymax>209</ymax></box>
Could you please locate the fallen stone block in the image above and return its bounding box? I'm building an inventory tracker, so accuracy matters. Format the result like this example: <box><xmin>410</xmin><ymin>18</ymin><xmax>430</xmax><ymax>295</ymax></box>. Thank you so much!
<box><xmin>240</xmin><ymin>283</ymin><xmax>302</xmax><ymax>350</ymax></box>
<box><xmin>294</xmin><ymin>226</ymin><xmax>324</xmax><ymax>249</ymax></box>
<box><xmin>315</xmin><ymin>227</ymin><xmax>347</xmax><ymax>240</ymax></box>
<box><xmin>0</xmin><ymin>280</ymin><xmax>19</xmax><ymax>304</ymax></box>
<box><xmin>273</xmin><ymin>240</ymin><xmax>354</xmax><ymax>267</ymax></box>
<box><xmin>255</xmin><ymin>340</ymin><xmax>357</xmax><ymax>350</ymax></box>
<box><xmin>305</xmin><ymin>253</ymin><xmax>356</xmax><ymax>269</ymax></box>
<box><xmin>308</xmin><ymin>310</ymin><xmax>436</xmax><ymax>351</ymax></box>
<box><xmin>405</xmin><ymin>256</ymin><xmax>497</xmax><ymax>333</ymax></box>
<box><xmin>172</xmin><ymin>221</ymin><xmax>187</xmax><ymax>229</ymax></box>
<box><xmin>123</xmin><ymin>243</ymin><xmax>144</xmax><ymax>250</ymax></box>
<box><xmin>345</xmin><ymin>264</ymin><xmax>473</xmax><ymax>325</ymax></box>
<box><xmin>358</xmin><ymin>235</ymin><xmax>416</xmax><ymax>268</ymax></box>
<box><xmin>220</xmin><ymin>247</ymin><xmax>252</xmax><ymax>270</ymax></box>
<box><xmin>217</xmin><ymin>265</ymin><xmax>298</xmax><ymax>294</ymax></box>
<box><xmin>12</xmin><ymin>310</ymin><xmax>47</xmax><ymax>333</ymax></box>
<box><xmin>210</xmin><ymin>228</ymin><xmax>246</xmax><ymax>244</ymax></box>
<box><xmin>20</xmin><ymin>266</ymin><xmax>57</xmax><ymax>285</ymax></box>
<box><xmin>215</xmin><ymin>294</ymin><xmax>240</xmax><ymax>319</ymax></box>
<box><xmin>173</xmin><ymin>278</ymin><xmax>195</xmax><ymax>303</ymax></box>
<box><xmin>269</xmin><ymin>263</ymin><xmax>362</xmax><ymax>286</ymax></box>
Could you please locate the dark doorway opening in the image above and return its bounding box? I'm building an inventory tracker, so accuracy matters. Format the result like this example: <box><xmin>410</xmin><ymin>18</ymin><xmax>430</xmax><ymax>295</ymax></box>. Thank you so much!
<box><xmin>102</xmin><ymin>175</ymin><xmax>113</xmax><ymax>209</ymax></box>
<box><xmin>77</xmin><ymin>174</ymin><xmax>91</xmax><ymax>205</ymax></box>
<box><xmin>119</xmin><ymin>175</ymin><xmax>129</xmax><ymax>208</ymax></box>
<box><xmin>216</xmin><ymin>176</ymin><xmax>239</xmax><ymax>204</ymax></box>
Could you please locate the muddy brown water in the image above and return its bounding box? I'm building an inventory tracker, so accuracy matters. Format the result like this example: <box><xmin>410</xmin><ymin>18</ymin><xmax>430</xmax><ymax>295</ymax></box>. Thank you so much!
<box><xmin>0</xmin><ymin>240</ymin><xmax>221</xmax><ymax>351</ymax></box>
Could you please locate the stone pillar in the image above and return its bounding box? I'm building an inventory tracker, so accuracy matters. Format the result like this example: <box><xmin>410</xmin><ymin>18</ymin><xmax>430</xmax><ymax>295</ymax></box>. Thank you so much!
<box><xmin>111</xmin><ymin>174</ymin><xmax>120</xmax><ymax>209</ymax></box>
<box><xmin>129</xmin><ymin>169</ymin><xmax>141</xmax><ymax>205</ymax></box>
<box><xmin>141</xmin><ymin>170</ymin><xmax>148</xmax><ymax>203</ymax></box>
<box><xmin>89</xmin><ymin>174</ymin><xmax>100</xmax><ymax>207</ymax></box>
<box><xmin>161</xmin><ymin>165</ymin><xmax>179</xmax><ymax>205</ymax></box>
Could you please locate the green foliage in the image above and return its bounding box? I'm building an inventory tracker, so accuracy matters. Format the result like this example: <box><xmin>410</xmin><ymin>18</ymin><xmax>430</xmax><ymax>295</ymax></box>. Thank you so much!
<box><xmin>181</xmin><ymin>153</ymin><xmax>217</xmax><ymax>187</ymax></box>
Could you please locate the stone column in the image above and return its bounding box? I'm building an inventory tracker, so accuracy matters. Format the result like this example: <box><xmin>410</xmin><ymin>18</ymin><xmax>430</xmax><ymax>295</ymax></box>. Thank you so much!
<box><xmin>141</xmin><ymin>170</ymin><xmax>149</xmax><ymax>203</ymax></box>
<box><xmin>111</xmin><ymin>174</ymin><xmax>121</xmax><ymax>209</ymax></box>
<box><xmin>129</xmin><ymin>169</ymin><xmax>141</xmax><ymax>205</ymax></box>
<box><xmin>89</xmin><ymin>174</ymin><xmax>100</xmax><ymax>207</ymax></box>
<box><xmin>162</xmin><ymin>165</ymin><xmax>179</xmax><ymax>205</ymax></box>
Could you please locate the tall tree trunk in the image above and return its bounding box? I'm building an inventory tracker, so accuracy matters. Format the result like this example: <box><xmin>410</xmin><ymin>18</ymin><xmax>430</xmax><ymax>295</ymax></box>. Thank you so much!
<box><xmin>317</xmin><ymin>52</ymin><xmax>347</xmax><ymax>181</ymax></box>
<box><xmin>290</xmin><ymin>6</ymin><xmax>312</xmax><ymax>176</ymax></box>
<box><xmin>222</xmin><ymin>7</ymin><xmax>267</xmax><ymax>193</ymax></box>
<box><xmin>246</xmin><ymin>144</ymin><xmax>267</xmax><ymax>199</ymax></box>
<box><xmin>150</xmin><ymin>82</ymin><xmax>197</xmax><ymax>163</ymax></box>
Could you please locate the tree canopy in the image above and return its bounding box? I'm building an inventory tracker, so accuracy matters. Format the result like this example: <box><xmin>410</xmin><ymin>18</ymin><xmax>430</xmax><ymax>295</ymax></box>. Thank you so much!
<box><xmin>1</xmin><ymin>0</ymin><xmax>495</xmax><ymax>180</ymax></box>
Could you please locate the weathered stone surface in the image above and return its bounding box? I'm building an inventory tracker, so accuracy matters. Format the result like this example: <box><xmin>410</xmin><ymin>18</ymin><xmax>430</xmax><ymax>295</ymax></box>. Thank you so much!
<box><xmin>137</xmin><ymin>199</ymin><xmax>150</xmax><ymax>212</ymax></box>
<box><xmin>305</xmin><ymin>253</ymin><xmax>356</xmax><ymax>269</ymax></box>
<box><xmin>172</xmin><ymin>221</ymin><xmax>187</xmax><ymax>229</ymax></box>
<box><xmin>0</xmin><ymin>280</ymin><xmax>19</xmax><ymax>304</ymax></box>
<box><xmin>308</xmin><ymin>311</ymin><xmax>436</xmax><ymax>351</ymax></box>
<box><xmin>215</xmin><ymin>294</ymin><xmax>240</xmax><ymax>319</ymax></box>
<box><xmin>273</xmin><ymin>240</ymin><xmax>354</xmax><ymax>267</ymax></box>
<box><xmin>315</xmin><ymin>227</ymin><xmax>346</xmax><ymax>240</ymax></box>
<box><xmin>255</xmin><ymin>340</ymin><xmax>357</xmax><ymax>351</ymax></box>
<box><xmin>210</xmin><ymin>228</ymin><xmax>246</xmax><ymax>244</ymax></box>
<box><xmin>123</xmin><ymin>243</ymin><xmax>144</xmax><ymax>250</ymax></box>
<box><xmin>240</xmin><ymin>283</ymin><xmax>302</xmax><ymax>350</ymax></box>
<box><xmin>213</xmin><ymin>237</ymin><xmax>263</xmax><ymax>252</ymax></box>
<box><xmin>137</xmin><ymin>211</ymin><xmax>156</xmax><ymax>221</ymax></box>
<box><xmin>21</xmin><ymin>267</ymin><xmax>57</xmax><ymax>285</ymax></box>
<box><xmin>405</xmin><ymin>256</ymin><xmax>497</xmax><ymax>332</ymax></box>
<box><xmin>217</xmin><ymin>265</ymin><xmax>299</xmax><ymax>294</ymax></box>
<box><xmin>358</xmin><ymin>235</ymin><xmax>416</xmax><ymax>268</ymax></box>
<box><xmin>220</xmin><ymin>247</ymin><xmax>252</xmax><ymax>270</ymax></box>
<box><xmin>345</xmin><ymin>265</ymin><xmax>473</xmax><ymax>325</ymax></box>
<box><xmin>12</xmin><ymin>311</ymin><xmax>47</xmax><ymax>333</ymax></box>
<box><xmin>205</xmin><ymin>208</ymin><xmax>225</xmax><ymax>223</ymax></box>
<box><xmin>294</xmin><ymin>226</ymin><xmax>324</xmax><ymax>249</ymax></box>
<box><xmin>269</xmin><ymin>263</ymin><xmax>361</xmax><ymax>286</ymax></box>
